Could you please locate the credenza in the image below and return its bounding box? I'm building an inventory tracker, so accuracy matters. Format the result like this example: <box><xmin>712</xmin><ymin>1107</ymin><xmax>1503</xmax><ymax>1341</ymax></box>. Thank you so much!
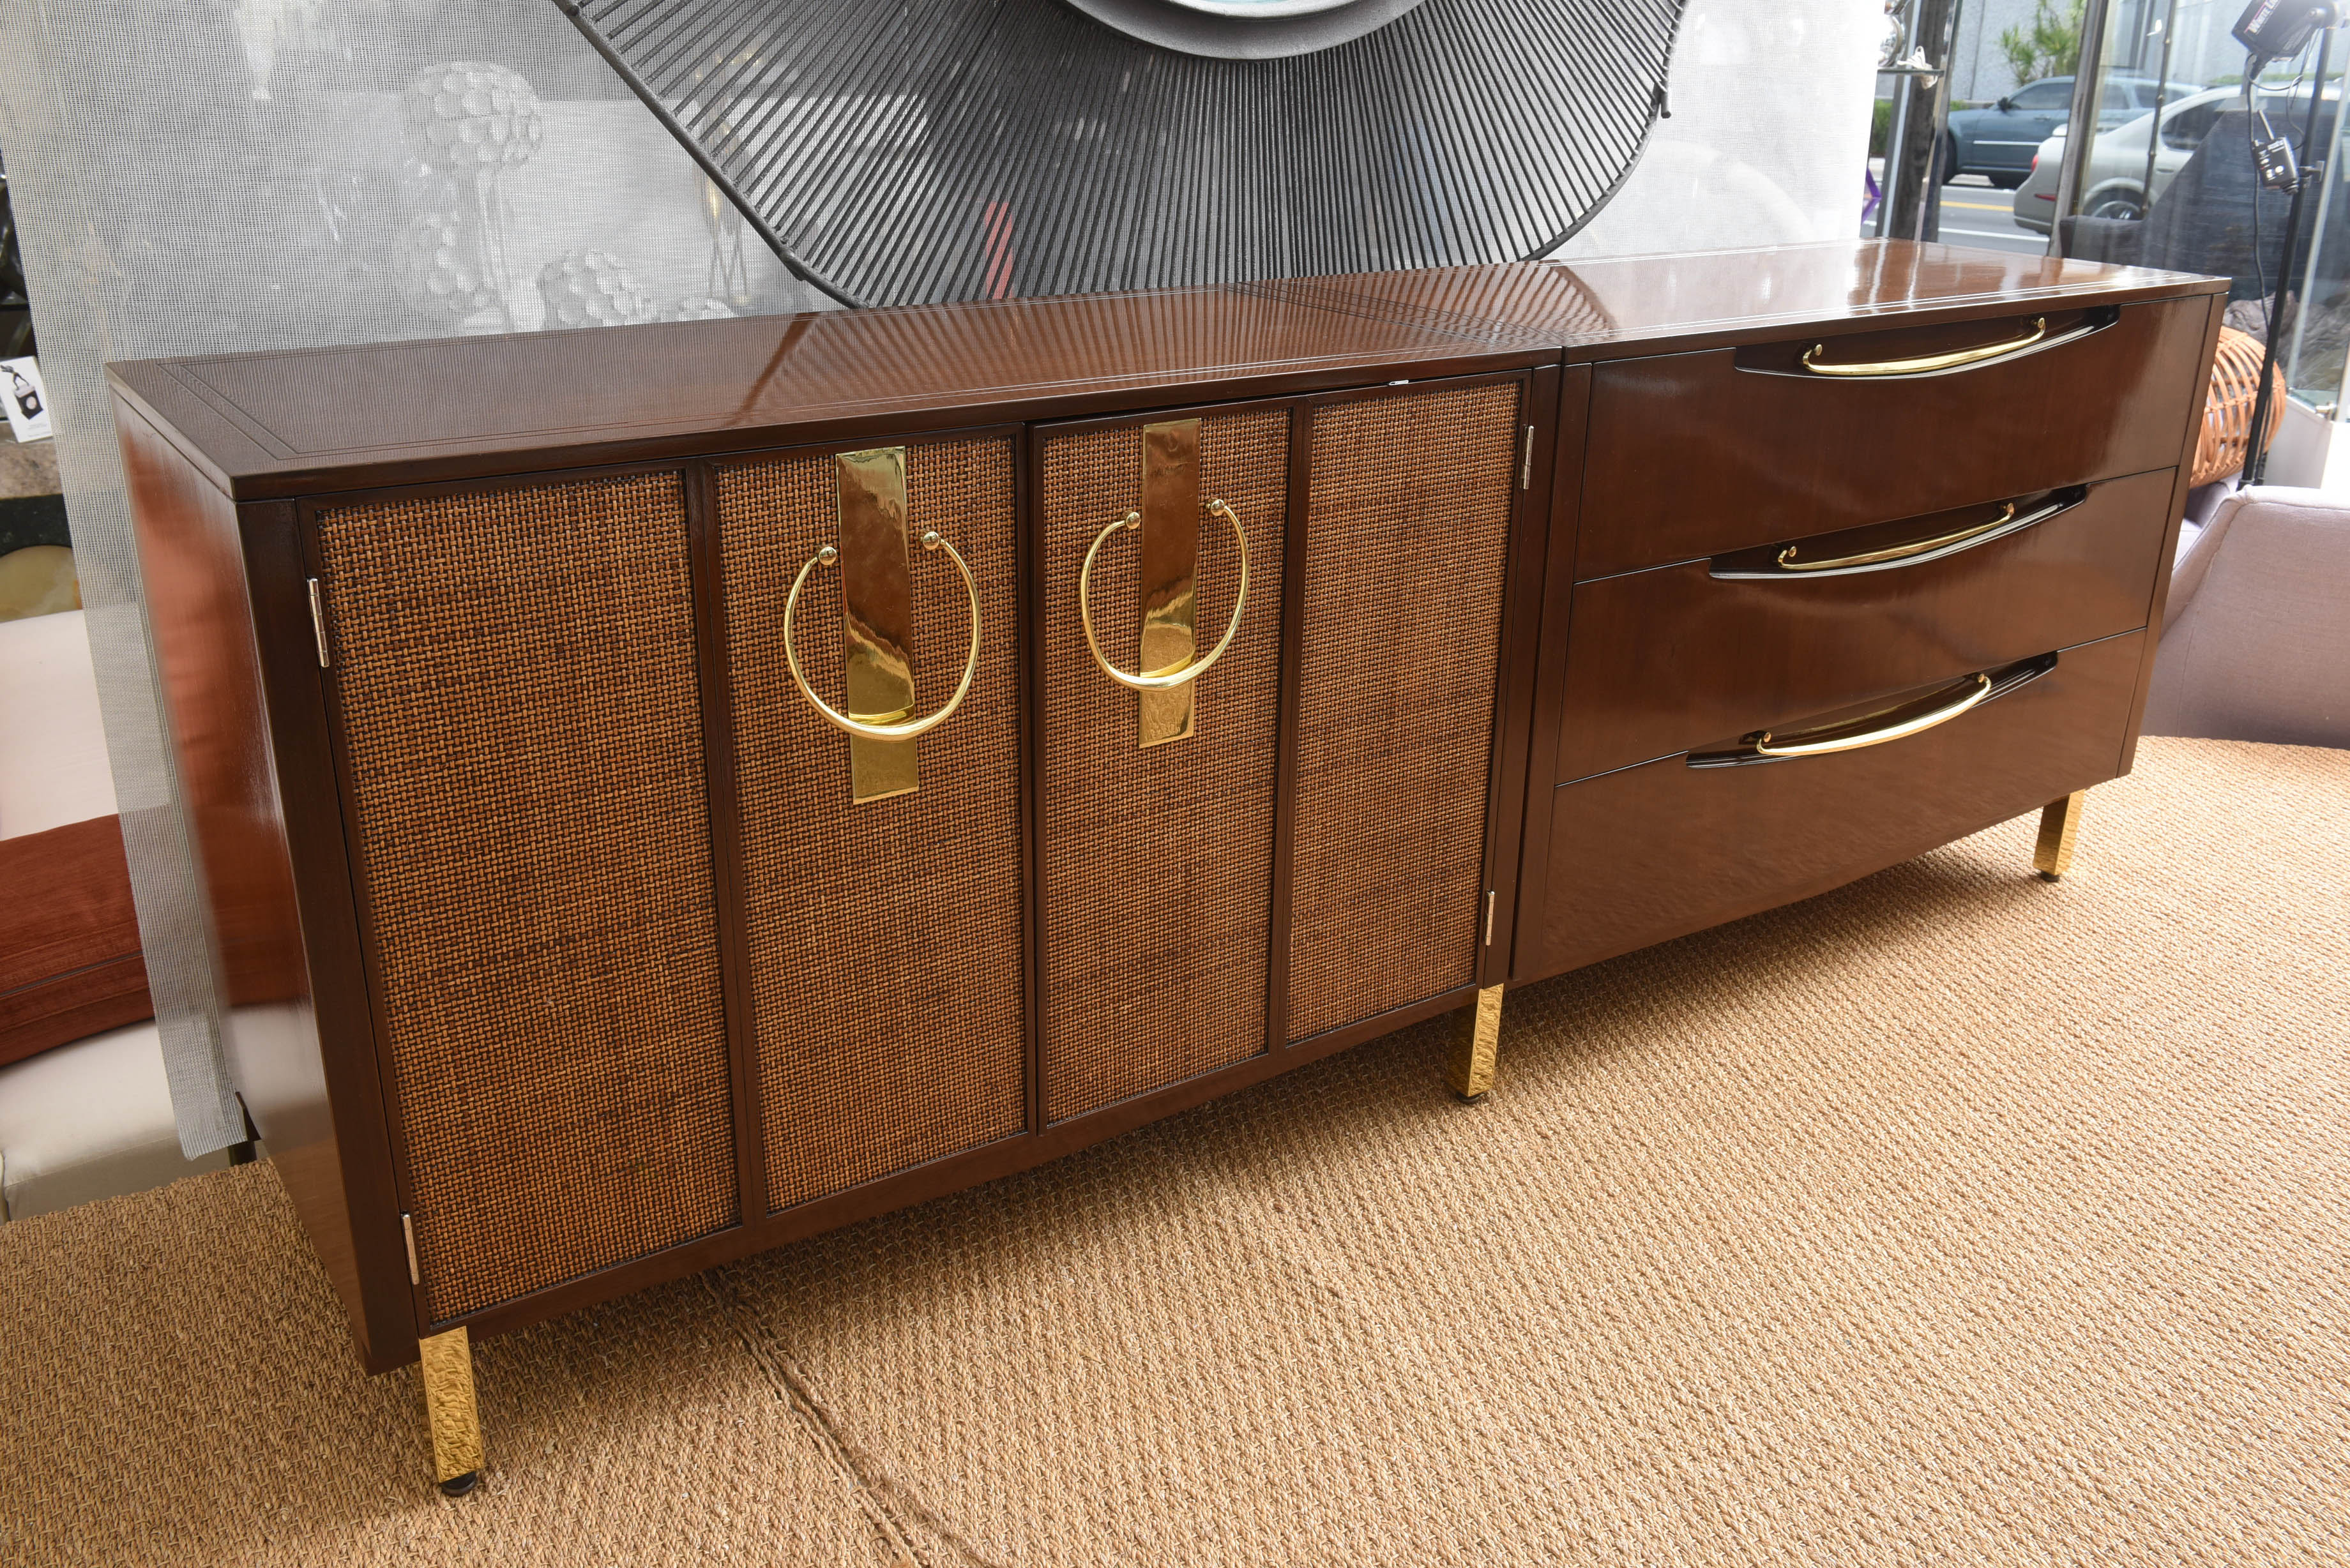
<box><xmin>110</xmin><ymin>240</ymin><xmax>2225</xmax><ymax>1492</ymax></box>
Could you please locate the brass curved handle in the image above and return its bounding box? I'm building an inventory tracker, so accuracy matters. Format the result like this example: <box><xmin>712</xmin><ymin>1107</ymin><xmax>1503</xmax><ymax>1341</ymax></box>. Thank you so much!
<box><xmin>1079</xmin><ymin>498</ymin><xmax>1249</xmax><ymax>692</ymax></box>
<box><xmin>1754</xmin><ymin>672</ymin><xmax>1992</xmax><ymax>758</ymax></box>
<box><xmin>1778</xmin><ymin>502</ymin><xmax>2018</xmax><ymax>573</ymax></box>
<box><xmin>1801</xmin><ymin>317</ymin><xmax>2049</xmax><ymax>377</ymax></box>
<box><xmin>782</xmin><ymin>529</ymin><xmax>981</xmax><ymax>741</ymax></box>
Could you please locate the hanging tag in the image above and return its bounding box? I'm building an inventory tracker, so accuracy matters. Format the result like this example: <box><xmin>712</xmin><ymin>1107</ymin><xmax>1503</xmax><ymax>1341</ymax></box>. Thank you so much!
<box><xmin>2</xmin><ymin>356</ymin><xmax>50</xmax><ymax>444</ymax></box>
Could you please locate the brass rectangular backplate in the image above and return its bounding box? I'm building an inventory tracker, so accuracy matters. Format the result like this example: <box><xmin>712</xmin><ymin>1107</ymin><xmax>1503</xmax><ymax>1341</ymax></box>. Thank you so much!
<box><xmin>1137</xmin><ymin>419</ymin><xmax>1201</xmax><ymax>748</ymax></box>
<box><xmin>837</xmin><ymin>446</ymin><xmax>918</xmax><ymax>802</ymax></box>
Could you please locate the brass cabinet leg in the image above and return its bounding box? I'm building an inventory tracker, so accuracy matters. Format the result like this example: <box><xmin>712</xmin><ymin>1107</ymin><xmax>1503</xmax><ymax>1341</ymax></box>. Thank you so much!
<box><xmin>2033</xmin><ymin>790</ymin><xmax>2086</xmax><ymax>882</ymax></box>
<box><xmin>418</xmin><ymin>1325</ymin><xmax>484</xmax><ymax>1497</ymax></box>
<box><xmin>1446</xmin><ymin>983</ymin><xmax>1506</xmax><ymax>1102</ymax></box>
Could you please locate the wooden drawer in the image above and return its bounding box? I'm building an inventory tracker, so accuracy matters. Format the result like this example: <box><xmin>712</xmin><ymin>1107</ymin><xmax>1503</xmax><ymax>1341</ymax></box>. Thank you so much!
<box><xmin>1521</xmin><ymin>629</ymin><xmax>2144</xmax><ymax>981</ymax></box>
<box><xmin>1577</xmin><ymin>298</ymin><xmax>2213</xmax><ymax>578</ymax></box>
<box><xmin>1554</xmin><ymin>469</ymin><xmax>2171</xmax><ymax>783</ymax></box>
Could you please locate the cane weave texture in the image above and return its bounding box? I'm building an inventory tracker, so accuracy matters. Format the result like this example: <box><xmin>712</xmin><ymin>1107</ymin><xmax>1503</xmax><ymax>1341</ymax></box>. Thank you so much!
<box><xmin>718</xmin><ymin>438</ymin><xmax>1026</xmax><ymax>1213</ymax></box>
<box><xmin>314</xmin><ymin>471</ymin><xmax>736</xmax><ymax>1324</ymax></box>
<box><xmin>1286</xmin><ymin>382</ymin><xmax>1517</xmax><ymax>1042</ymax></box>
<box><xmin>1040</xmin><ymin>410</ymin><xmax>1288</xmax><ymax>1122</ymax></box>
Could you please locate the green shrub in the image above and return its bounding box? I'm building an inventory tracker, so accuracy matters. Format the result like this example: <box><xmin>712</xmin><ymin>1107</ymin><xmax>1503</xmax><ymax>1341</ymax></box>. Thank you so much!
<box><xmin>2000</xmin><ymin>0</ymin><xmax>2088</xmax><ymax>86</ymax></box>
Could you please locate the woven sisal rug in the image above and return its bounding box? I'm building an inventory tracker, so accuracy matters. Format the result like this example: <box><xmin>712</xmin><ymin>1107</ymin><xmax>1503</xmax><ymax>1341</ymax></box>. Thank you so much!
<box><xmin>4</xmin><ymin>737</ymin><xmax>2346</xmax><ymax>1566</ymax></box>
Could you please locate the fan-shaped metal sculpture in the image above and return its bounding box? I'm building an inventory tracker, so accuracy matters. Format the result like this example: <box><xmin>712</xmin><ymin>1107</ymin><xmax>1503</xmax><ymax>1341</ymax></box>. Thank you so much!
<box><xmin>557</xmin><ymin>0</ymin><xmax>1685</xmax><ymax>307</ymax></box>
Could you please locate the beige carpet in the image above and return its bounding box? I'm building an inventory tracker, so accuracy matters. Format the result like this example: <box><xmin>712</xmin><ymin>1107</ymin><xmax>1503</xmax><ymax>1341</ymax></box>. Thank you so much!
<box><xmin>4</xmin><ymin>735</ymin><xmax>2346</xmax><ymax>1567</ymax></box>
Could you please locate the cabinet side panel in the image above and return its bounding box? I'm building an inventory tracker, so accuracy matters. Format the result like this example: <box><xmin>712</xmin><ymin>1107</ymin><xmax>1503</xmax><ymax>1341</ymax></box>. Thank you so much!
<box><xmin>315</xmin><ymin>471</ymin><xmax>736</xmax><ymax>1324</ymax></box>
<box><xmin>1038</xmin><ymin>410</ymin><xmax>1289</xmax><ymax>1122</ymax></box>
<box><xmin>716</xmin><ymin>438</ymin><xmax>1026</xmax><ymax>1214</ymax></box>
<box><xmin>119</xmin><ymin>401</ymin><xmax>407</xmax><ymax>1366</ymax></box>
<box><xmin>1286</xmin><ymin>381</ymin><xmax>1519</xmax><ymax>1041</ymax></box>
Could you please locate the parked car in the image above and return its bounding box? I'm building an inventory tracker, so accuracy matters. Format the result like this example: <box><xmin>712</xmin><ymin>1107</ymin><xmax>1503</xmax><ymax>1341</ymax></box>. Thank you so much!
<box><xmin>1945</xmin><ymin>75</ymin><xmax>2189</xmax><ymax>187</ymax></box>
<box><xmin>2011</xmin><ymin>84</ymin><xmax>2328</xmax><ymax>234</ymax></box>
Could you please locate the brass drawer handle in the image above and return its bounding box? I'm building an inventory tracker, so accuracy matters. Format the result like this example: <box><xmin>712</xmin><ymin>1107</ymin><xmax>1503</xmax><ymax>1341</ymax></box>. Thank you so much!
<box><xmin>1779</xmin><ymin>502</ymin><xmax>2016</xmax><ymax>572</ymax></box>
<box><xmin>782</xmin><ymin>529</ymin><xmax>982</xmax><ymax>741</ymax></box>
<box><xmin>1713</xmin><ymin>492</ymin><xmax>2079</xmax><ymax>582</ymax></box>
<box><xmin>1079</xmin><ymin>498</ymin><xmax>1249</xmax><ymax>692</ymax></box>
<box><xmin>1801</xmin><ymin>316</ymin><xmax>2054</xmax><ymax>377</ymax></box>
<box><xmin>1754</xmin><ymin>672</ymin><xmax>1992</xmax><ymax>758</ymax></box>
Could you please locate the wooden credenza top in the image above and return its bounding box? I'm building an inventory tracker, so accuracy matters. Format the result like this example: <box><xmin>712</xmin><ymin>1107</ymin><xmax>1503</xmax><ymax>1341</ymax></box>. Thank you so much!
<box><xmin>109</xmin><ymin>239</ymin><xmax>2222</xmax><ymax>502</ymax></box>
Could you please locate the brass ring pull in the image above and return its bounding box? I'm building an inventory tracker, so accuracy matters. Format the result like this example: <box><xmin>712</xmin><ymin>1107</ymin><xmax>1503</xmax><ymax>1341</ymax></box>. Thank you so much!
<box><xmin>1778</xmin><ymin>502</ymin><xmax>2017</xmax><ymax>573</ymax></box>
<box><xmin>1801</xmin><ymin>316</ymin><xmax>2050</xmax><ymax>378</ymax></box>
<box><xmin>781</xmin><ymin>529</ymin><xmax>982</xmax><ymax>741</ymax></box>
<box><xmin>1754</xmin><ymin>672</ymin><xmax>1993</xmax><ymax>758</ymax></box>
<box><xmin>1079</xmin><ymin>498</ymin><xmax>1249</xmax><ymax>692</ymax></box>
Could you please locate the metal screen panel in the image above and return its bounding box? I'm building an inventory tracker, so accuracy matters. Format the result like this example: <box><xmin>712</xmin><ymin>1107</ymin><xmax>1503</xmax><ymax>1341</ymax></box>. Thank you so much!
<box><xmin>568</xmin><ymin>0</ymin><xmax>1687</xmax><ymax>306</ymax></box>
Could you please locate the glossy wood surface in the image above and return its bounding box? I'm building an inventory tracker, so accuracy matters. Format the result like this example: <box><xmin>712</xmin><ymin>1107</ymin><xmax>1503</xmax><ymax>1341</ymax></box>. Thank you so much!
<box><xmin>1524</xmin><ymin>631</ymin><xmax>2146</xmax><ymax>982</ymax></box>
<box><xmin>105</xmin><ymin>243</ymin><xmax>2222</xmax><ymax>506</ymax></box>
<box><xmin>1575</xmin><ymin>299</ymin><xmax>2213</xmax><ymax>578</ymax></box>
<box><xmin>116</xmin><ymin>398</ymin><xmax>416</xmax><ymax>1371</ymax></box>
<box><xmin>1276</xmin><ymin>241</ymin><xmax>2221</xmax><ymax>359</ymax></box>
<box><xmin>1554</xmin><ymin>469</ymin><xmax>2174</xmax><ymax>783</ymax></box>
<box><xmin>107</xmin><ymin>240</ymin><xmax>2225</xmax><ymax>1369</ymax></box>
<box><xmin>2120</xmin><ymin>296</ymin><xmax>2230</xmax><ymax>774</ymax></box>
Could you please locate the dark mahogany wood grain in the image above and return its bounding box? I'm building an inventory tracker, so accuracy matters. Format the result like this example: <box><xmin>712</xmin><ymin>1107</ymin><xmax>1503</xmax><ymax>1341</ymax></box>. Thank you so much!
<box><xmin>1476</xmin><ymin>364</ymin><xmax>1563</xmax><ymax>989</ymax></box>
<box><xmin>1505</xmin><ymin>365</ymin><xmax>1595</xmax><ymax>988</ymax></box>
<box><xmin>1524</xmin><ymin>630</ymin><xmax>2146</xmax><ymax>983</ymax></box>
<box><xmin>1554</xmin><ymin>469</ymin><xmax>2175</xmax><ymax>783</ymax></box>
<box><xmin>1289</xmin><ymin>241</ymin><xmax>2222</xmax><ymax>362</ymax></box>
<box><xmin>105</xmin><ymin>241</ymin><xmax>2227</xmax><ymax>1370</ymax></box>
<box><xmin>683</xmin><ymin>459</ymin><xmax>769</xmax><ymax>1230</ymax></box>
<box><xmin>1575</xmin><ymin>299</ymin><xmax>2214</xmax><ymax>578</ymax></box>
<box><xmin>116</xmin><ymin>397</ymin><xmax>416</xmax><ymax>1372</ymax></box>
<box><xmin>104</xmin><ymin>243</ymin><xmax>2221</xmax><ymax>506</ymax></box>
<box><xmin>2121</xmin><ymin>293</ymin><xmax>2228</xmax><ymax>775</ymax></box>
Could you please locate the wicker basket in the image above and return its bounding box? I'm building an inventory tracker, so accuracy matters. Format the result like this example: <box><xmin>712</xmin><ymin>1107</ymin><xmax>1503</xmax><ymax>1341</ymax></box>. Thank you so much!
<box><xmin>2190</xmin><ymin>326</ymin><xmax>2289</xmax><ymax>488</ymax></box>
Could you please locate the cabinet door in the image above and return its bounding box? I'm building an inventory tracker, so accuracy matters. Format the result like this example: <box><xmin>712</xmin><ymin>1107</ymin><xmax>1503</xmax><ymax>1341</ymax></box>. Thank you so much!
<box><xmin>315</xmin><ymin>468</ymin><xmax>737</xmax><ymax>1327</ymax></box>
<box><xmin>1036</xmin><ymin>405</ymin><xmax>1291</xmax><ymax>1122</ymax></box>
<box><xmin>1285</xmin><ymin>379</ymin><xmax>1524</xmax><ymax>1043</ymax></box>
<box><xmin>715</xmin><ymin>434</ymin><xmax>1027</xmax><ymax>1213</ymax></box>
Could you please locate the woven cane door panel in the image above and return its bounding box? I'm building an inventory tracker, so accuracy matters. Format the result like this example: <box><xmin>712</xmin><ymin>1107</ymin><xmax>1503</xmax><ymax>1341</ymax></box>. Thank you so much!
<box><xmin>1038</xmin><ymin>409</ymin><xmax>1289</xmax><ymax>1122</ymax></box>
<box><xmin>1287</xmin><ymin>382</ymin><xmax>1519</xmax><ymax>1041</ymax></box>
<box><xmin>314</xmin><ymin>472</ymin><xmax>736</xmax><ymax>1325</ymax></box>
<box><xmin>717</xmin><ymin>437</ymin><xmax>1025</xmax><ymax>1214</ymax></box>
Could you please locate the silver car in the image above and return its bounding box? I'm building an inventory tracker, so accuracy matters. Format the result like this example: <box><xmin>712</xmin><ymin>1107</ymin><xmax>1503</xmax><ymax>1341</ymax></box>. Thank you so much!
<box><xmin>2013</xmin><ymin>84</ymin><xmax>2317</xmax><ymax>234</ymax></box>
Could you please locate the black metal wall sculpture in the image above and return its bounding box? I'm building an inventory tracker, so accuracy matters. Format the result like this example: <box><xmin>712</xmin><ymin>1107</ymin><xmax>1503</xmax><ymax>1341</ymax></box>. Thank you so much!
<box><xmin>556</xmin><ymin>0</ymin><xmax>1685</xmax><ymax>306</ymax></box>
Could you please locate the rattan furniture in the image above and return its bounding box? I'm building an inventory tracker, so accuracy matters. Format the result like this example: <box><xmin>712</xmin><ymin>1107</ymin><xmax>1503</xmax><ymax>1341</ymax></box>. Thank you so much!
<box><xmin>110</xmin><ymin>239</ymin><xmax>2225</xmax><ymax>1493</ymax></box>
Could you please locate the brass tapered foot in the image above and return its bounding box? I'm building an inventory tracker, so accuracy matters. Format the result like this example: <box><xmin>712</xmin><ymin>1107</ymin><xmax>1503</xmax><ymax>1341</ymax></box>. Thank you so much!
<box><xmin>418</xmin><ymin>1325</ymin><xmax>483</xmax><ymax>1497</ymax></box>
<box><xmin>2033</xmin><ymin>790</ymin><xmax>2086</xmax><ymax>882</ymax></box>
<box><xmin>1446</xmin><ymin>983</ymin><xmax>1506</xmax><ymax>1102</ymax></box>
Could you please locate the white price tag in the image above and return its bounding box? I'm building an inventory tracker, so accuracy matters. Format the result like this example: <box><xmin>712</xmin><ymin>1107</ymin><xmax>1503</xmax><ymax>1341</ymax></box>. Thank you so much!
<box><xmin>4</xmin><ymin>356</ymin><xmax>52</xmax><ymax>443</ymax></box>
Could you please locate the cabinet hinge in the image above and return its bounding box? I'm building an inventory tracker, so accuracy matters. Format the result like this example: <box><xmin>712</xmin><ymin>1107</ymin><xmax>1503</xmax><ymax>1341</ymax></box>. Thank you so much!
<box><xmin>1484</xmin><ymin>889</ymin><xmax>1497</xmax><ymax>946</ymax></box>
<box><xmin>402</xmin><ymin>1212</ymin><xmax>420</xmax><ymax>1286</ymax></box>
<box><xmin>1519</xmin><ymin>425</ymin><xmax>1535</xmax><ymax>490</ymax></box>
<box><xmin>307</xmin><ymin>577</ymin><xmax>331</xmax><ymax>668</ymax></box>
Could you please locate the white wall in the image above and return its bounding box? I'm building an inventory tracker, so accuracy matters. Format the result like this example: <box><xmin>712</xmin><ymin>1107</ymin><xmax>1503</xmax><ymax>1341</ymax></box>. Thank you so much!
<box><xmin>1556</xmin><ymin>0</ymin><xmax>1886</xmax><ymax>260</ymax></box>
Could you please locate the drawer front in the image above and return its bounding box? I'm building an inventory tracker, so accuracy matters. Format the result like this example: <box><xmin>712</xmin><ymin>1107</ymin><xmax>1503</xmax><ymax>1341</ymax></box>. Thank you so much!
<box><xmin>1039</xmin><ymin>407</ymin><xmax>1289</xmax><ymax>1122</ymax></box>
<box><xmin>718</xmin><ymin>435</ymin><xmax>1027</xmax><ymax>1213</ymax></box>
<box><xmin>1525</xmin><ymin>630</ymin><xmax>2144</xmax><ymax>981</ymax></box>
<box><xmin>1578</xmin><ymin>298</ymin><xmax>2212</xmax><ymax>577</ymax></box>
<box><xmin>317</xmin><ymin>470</ymin><xmax>738</xmax><ymax>1325</ymax></box>
<box><xmin>1286</xmin><ymin>379</ymin><xmax>1522</xmax><ymax>1041</ymax></box>
<box><xmin>1556</xmin><ymin>469</ymin><xmax>2171</xmax><ymax>783</ymax></box>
